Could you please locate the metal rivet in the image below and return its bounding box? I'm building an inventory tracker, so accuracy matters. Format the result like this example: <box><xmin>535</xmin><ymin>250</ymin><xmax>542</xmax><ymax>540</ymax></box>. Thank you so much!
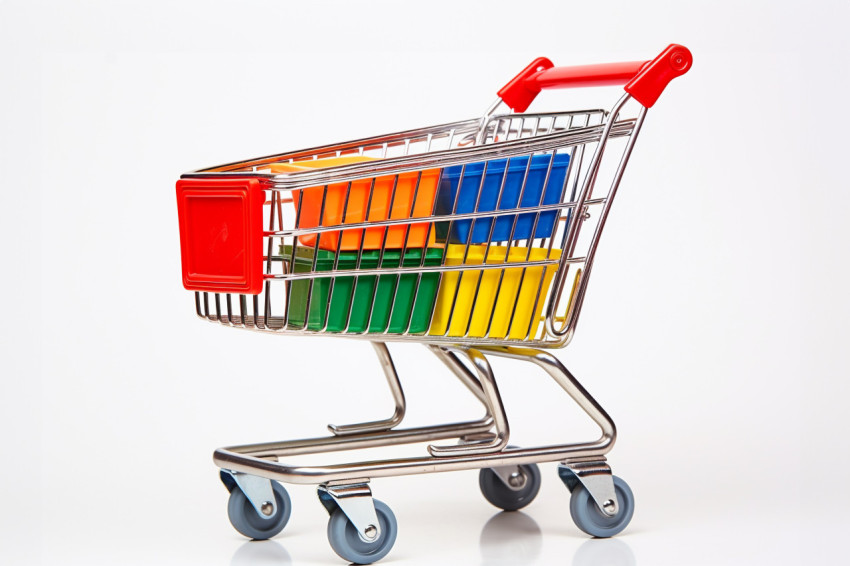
<box><xmin>508</xmin><ymin>472</ymin><xmax>526</xmax><ymax>489</ymax></box>
<box><xmin>260</xmin><ymin>501</ymin><xmax>274</xmax><ymax>516</ymax></box>
<box><xmin>602</xmin><ymin>499</ymin><xmax>616</xmax><ymax>514</ymax></box>
<box><xmin>364</xmin><ymin>525</ymin><xmax>378</xmax><ymax>540</ymax></box>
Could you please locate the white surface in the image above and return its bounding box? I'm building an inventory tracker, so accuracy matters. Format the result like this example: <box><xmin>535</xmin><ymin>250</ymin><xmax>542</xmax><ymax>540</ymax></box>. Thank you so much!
<box><xmin>2</xmin><ymin>1</ymin><xmax>848</xmax><ymax>564</ymax></box>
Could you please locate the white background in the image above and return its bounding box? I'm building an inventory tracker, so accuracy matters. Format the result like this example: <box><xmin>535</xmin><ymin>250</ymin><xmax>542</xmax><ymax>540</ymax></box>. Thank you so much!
<box><xmin>2</xmin><ymin>1</ymin><xmax>848</xmax><ymax>565</ymax></box>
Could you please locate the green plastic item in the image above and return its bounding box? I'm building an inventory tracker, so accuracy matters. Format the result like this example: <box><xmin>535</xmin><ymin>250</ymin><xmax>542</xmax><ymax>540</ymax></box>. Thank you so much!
<box><xmin>283</xmin><ymin>246</ymin><xmax>444</xmax><ymax>334</ymax></box>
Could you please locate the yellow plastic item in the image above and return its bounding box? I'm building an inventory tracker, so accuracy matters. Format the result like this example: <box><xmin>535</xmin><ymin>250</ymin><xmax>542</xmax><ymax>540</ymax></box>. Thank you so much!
<box><xmin>429</xmin><ymin>245</ymin><xmax>562</xmax><ymax>340</ymax></box>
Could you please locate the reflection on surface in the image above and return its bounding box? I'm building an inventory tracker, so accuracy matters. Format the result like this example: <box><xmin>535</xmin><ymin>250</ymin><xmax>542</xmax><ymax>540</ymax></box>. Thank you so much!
<box><xmin>231</xmin><ymin>539</ymin><xmax>292</xmax><ymax>566</ymax></box>
<box><xmin>479</xmin><ymin>511</ymin><xmax>543</xmax><ymax>565</ymax></box>
<box><xmin>572</xmin><ymin>538</ymin><xmax>636</xmax><ymax>566</ymax></box>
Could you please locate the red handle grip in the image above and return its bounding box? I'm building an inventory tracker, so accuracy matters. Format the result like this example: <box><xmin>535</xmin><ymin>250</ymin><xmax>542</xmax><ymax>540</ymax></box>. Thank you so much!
<box><xmin>497</xmin><ymin>44</ymin><xmax>692</xmax><ymax>112</ymax></box>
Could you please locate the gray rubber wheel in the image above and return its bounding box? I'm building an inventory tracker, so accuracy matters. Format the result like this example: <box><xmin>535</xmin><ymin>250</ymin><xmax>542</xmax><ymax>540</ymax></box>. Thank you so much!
<box><xmin>227</xmin><ymin>481</ymin><xmax>292</xmax><ymax>540</ymax></box>
<box><xmin>327</xmin><ymin>499</ymin><xmax>397</xmax><ymax>564</ymax></box>
<box><xmin>569</xmin><ymin>476</ymin><xmax>634</xmax><ymax>538</ymax></box>
<box><xmin>479</xmin><ymin>463</ymin><xmax>541</xmax><ymax>511</ymax></box>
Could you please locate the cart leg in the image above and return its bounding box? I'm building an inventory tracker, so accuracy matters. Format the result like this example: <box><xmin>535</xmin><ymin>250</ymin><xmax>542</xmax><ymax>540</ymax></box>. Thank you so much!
<box><xmin>428</xmin><ymin>347</ymin><xmax>510</xmax><ymax>456</ymax></box>
<box><xmin>478</xmin><ymin>346</ymin><xmax>616</xmax><ymax>449</ymax></box>
<box><xmin>477</xmin><ymin>346</ymin><xmax>635</xmax><ymax>533</ymax></box>
<box><xmin>328</xmin><ymin>342</ymin><xmax>407</xmax><ymax>436</ymax></box>
<box><xmin>428</xmin><ymin>345</ymin><xmax>490</xmax><ymax>408</ymax></box>
<box><xmin>429</xmin><ymin>344</ymin><xmax>499</xmax><ymax>444</ymax></box>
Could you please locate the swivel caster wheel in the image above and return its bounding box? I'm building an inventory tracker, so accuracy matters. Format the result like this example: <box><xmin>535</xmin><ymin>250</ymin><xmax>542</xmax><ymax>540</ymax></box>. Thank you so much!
<box><xmin>479</xmin><ymin>462</ymin><xmax>541</xmax><ymax>511</ymax></box>
<box><xmin>569</xmin><ymin>475</ymin><xmax>634</xmax><ymax>537</ymax></box>
<box><xmin>327</xmin><ymin>499</ymin><xmax>398</xmax><ymax>564</ymax></box>
<box><xmin>227</xmin><ymin>480</ymin><xmax>292</xmax><ymax>540</ymax></box>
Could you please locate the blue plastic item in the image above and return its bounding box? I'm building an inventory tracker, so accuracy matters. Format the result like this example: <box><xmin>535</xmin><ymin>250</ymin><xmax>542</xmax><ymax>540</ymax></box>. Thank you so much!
<box><xmin>436</xmin><ymin>153</ymin><xmax>571</xmax><ymax>243</ymax></box>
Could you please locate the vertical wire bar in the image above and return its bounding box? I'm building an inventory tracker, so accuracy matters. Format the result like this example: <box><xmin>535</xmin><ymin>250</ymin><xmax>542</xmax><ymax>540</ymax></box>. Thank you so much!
<box><xmin>550</xmin><ymin>114</ymin><xmax>578</xmax><ymax>257</ymax></box>
<box><xmin>443</xmin><ymin>161</ymin><xmax>481</xmax><ymax>338</ymax></box>
<box><xmin>501</xmin><ymin>159</ymin><xmax>550</xmax><ymax>339</ymax></box>
<box><xmin>439</xmin><ymin>159</ymin><xmax>470</xmax><ymax>337</ymax></box>
<box><xmin>545</xmin><ymin>98</ymin><xmax>632</xmax><ymax>338</ymax></box>
<box><xmin>464</xmin><ymin>135</ymin><xmax>520</xmax><ymax>338</ymax></box>
<box><xmin>498</xmin><ymin>116</ymin><xmax>543</xmax><ymax>338</ymax></box>
<box><xmin>364</xmin><ymin>173</ymin><xmax>402</xmax><ymax>334</ymax></box>
<box><xmin>473</xmin><ymin>150</ymin><xmax>534</xmax><ymax>338</ymax></box>
<box><xmin>411</xmin><ymin>127</ymin><xmax>438</xmax><ymax>335</ymax></box>
<box><xmin>461</xmin><ymin>115</ymin><xmax>529</xmax><ymax>338</ymax></box>
<box><xmin>538</xmin><ymin>115</ymin><xmax>580</xmax><ymax>339</ymax></box>
<box><xmin>478</xmin><ymin>147</ymin><xmax>516</xmax><ymax>339</ymax></box>
<box><xmin>551</xmin><ymin>135</ymin><xmax>589</xmax><ymax>330</ymax></box>
<box><xmin>505</xmin><ymin>144</ymin><xmax>554</xmax><ymax>336</ymax></box>
<box><xmin>421</xmin><ymin>167</ymin><xmax>445</xmax><ymax>335</ymax></box>
<box><xmin>447</xmin><ymin>116</ymin><xmax>505</xmax><ymax>336</ymax></box>
<box><xmin>276</xmin><ymin>190</ymin><xmax>287</xmax><ymax>326</ymax></box>
<box><xmin>564</xmin><ymin>105</ymin><xmax>647</xmax><ymax>336</ymax></box>
<box><xmin>302</xmin><ymin>185</ymin><xmax>328</xmax><ymax>331</ymax></box>
<box><xmin>285</xmin><ymin>186</ymin><xmax>306</xmax><ymax>328</ymax></box>
<box><xmin>263</xmin><ymin>190</ymin><xmax>277</xmax><ymax>327</ymax></box>
<box><xmin>386</xmin><ymin>170</ymin><xmax>424</xmax><ymax>336</ymax></box>
<box><xmin>512</xmin><ymin>148</ymin><xmax>558</xmax><ymax>340</ymax></box>
<box><xmin>341</xmin><ymin>176</ymin><xmax>378</xmax><ymax>334</ymax></box>
<box><xmin>322</xmin><ymin>180</ymin><xmax>355</xmax><ymax>332</ymax></box>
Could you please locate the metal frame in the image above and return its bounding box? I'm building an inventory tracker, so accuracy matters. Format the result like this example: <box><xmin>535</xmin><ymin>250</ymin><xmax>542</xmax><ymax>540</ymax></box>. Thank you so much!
<box><xmin>215</xmin><ymin>342</ymin><xmax>620</xmax><ymax>516</ymax></box>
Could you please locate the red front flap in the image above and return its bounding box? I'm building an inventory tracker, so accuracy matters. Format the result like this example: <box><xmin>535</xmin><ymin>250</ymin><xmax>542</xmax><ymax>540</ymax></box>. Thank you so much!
<box><xmin>176</xmin><ymin>178</ymin><xmax>265</xmax><ymax>294</ymax></box>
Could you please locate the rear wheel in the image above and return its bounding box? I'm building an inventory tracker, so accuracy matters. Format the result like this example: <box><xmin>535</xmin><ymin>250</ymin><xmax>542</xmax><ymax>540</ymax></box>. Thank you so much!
<box><xmin>479</xmin><ymin>463</ymin><xmax>541</xmax><ymax>511</ymax></box>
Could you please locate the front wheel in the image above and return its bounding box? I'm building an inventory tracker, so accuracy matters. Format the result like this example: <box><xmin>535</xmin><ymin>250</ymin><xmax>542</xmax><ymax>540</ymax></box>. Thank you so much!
<box><xmin>327</xmin><ymin>499</ymin><xmax>398</xmax><ymax>564</ymax></box>
<box><xmin>569</xmin><ymin>475</ymin><xmax>634</xmax><ymax>538</ymax></box>
<box><xmin>227</xmin><ymin>481</ymin><xmax>292</xmax><ymax>540</ymax></box>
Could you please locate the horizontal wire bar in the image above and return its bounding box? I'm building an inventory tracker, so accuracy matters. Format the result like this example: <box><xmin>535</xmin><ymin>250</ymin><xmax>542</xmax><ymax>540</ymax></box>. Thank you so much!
<box><xmin>262</xmin><ymin>257</ymin><xmax>582</xmax><ymax>281</ymax></box>
<box><xmin>266</xmin><ymin>198</ymin><xmax>606</xmax><ymax>237</ymax></box>
<box><xmin>182</xmin><ymin>118</ymin><xmax>630</xmax><ymax>188</ymax></box>
<box><xmin>260</xmin><ymin>122</ymin><xmax>633</xmax><ymax>190</ymax></box>
<box><xmin>187</xmin><ymin>109</ymin><xmax>607</xmax><ymax>175</ymax></box>
<box><xmin>197</xmin><ymin>312</ymin><xmax>562</xmax><ymax>347</ymax></box>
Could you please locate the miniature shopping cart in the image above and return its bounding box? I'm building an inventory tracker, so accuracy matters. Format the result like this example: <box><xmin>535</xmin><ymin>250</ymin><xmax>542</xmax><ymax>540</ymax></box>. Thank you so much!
<box><xmin>176</xmin><ymin>45</ymin><xmax>691</xmax><ymax>563</ymax></box>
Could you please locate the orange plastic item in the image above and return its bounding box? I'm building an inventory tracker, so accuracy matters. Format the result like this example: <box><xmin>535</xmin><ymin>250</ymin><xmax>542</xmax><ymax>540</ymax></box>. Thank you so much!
<box><xmin>271</xmin><ymin>156</ymin><xmax>440</xmax><ymax>251</ymax></box>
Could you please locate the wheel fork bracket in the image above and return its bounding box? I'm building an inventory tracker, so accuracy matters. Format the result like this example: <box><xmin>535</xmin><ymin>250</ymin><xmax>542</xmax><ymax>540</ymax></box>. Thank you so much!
<box><xmin>491</xmin><ymin>464</ymin><xmax>527</xmax><ymax>491</ymax></box>
<box><xmin>222</xmin><ymin>469</ymin><xmax>278</xmax><ymax>519</ymax></box>
<box><xmin>558</xmin><ymin>459</ymin><xmax>619</xmax><ymax>517</ymax></box>
<box><xmin>318</xmin><ymin>481</ymin><xmax>381</xmax><ymax>542</ymax></box>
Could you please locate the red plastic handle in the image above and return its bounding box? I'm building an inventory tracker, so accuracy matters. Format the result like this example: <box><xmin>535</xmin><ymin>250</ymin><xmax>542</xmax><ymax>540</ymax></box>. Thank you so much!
<box><xmin>497</xmin><ymin>44</ymin><xmax>692</xmax><ymax>112</ymax></box>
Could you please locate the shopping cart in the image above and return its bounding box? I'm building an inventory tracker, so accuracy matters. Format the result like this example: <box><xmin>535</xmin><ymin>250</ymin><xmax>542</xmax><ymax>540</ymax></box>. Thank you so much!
<box><xmin>176</xmin><ymin>45</ymin><xmax>691</xmax><ymax>563</ymax></box>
